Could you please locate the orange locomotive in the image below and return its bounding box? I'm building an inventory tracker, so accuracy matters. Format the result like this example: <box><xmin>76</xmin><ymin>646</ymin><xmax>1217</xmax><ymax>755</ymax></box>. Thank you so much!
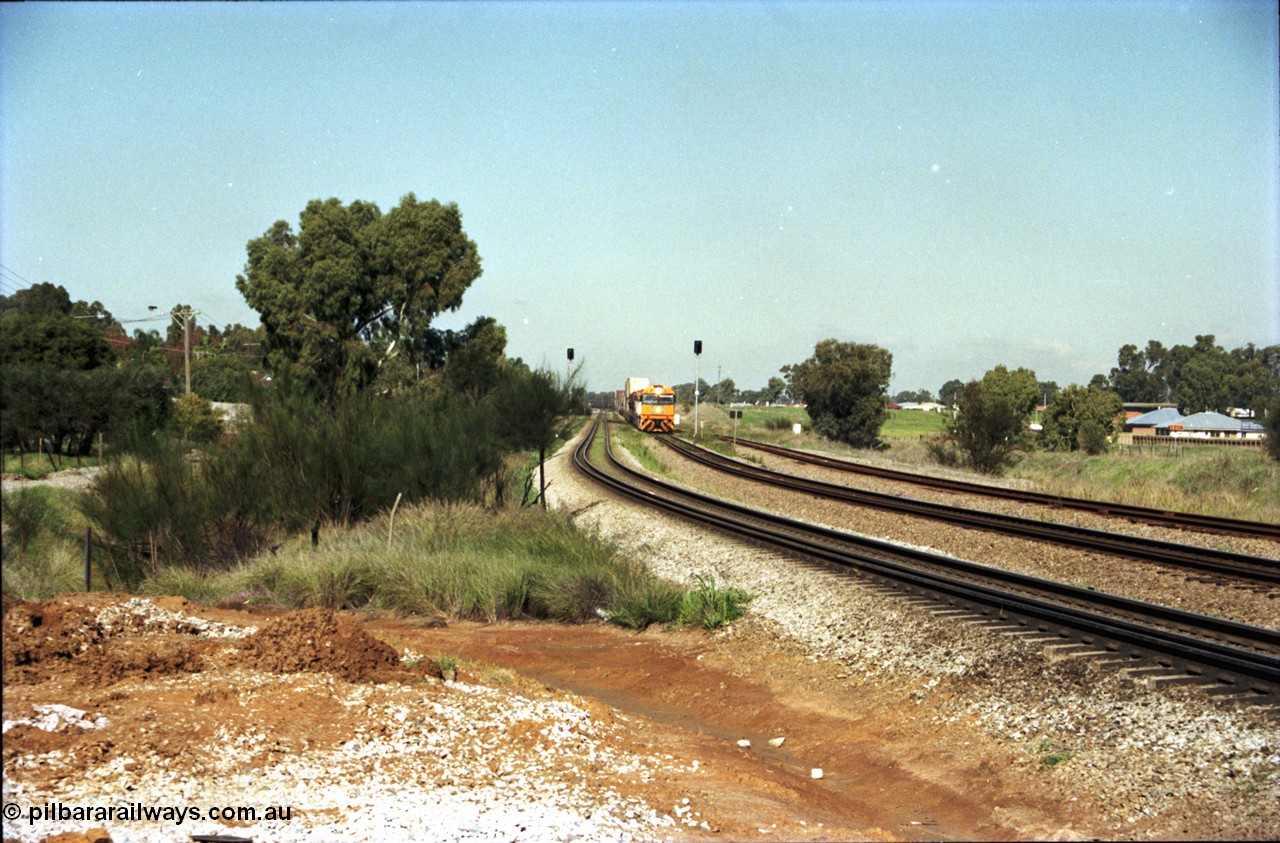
<box><xmin>616</xmin><ymin>377</ymin><xmax>679</xmax><ymax>433</ymax></box>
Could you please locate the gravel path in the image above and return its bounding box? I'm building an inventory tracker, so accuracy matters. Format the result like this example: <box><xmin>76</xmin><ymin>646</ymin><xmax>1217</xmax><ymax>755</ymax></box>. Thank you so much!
<box><xmin>544</xmin><ymin>426</ymin><xmax>1280</xmax><ymax>836</ymax></box>
<box><xmin>2</xmin><ymin>467</ymin><xmax>101</xmax><ymax>496</ymax></box>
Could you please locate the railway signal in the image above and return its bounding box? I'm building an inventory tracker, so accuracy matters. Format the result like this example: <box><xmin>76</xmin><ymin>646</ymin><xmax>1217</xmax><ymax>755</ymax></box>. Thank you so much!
<box><xmin>694</xmin><ymin>340</ymin><xmax>703</xmax><ymax>438</ymax></box>
<box><xmin>566</xmin><ymin>348</ymin><xmax>574</xmax><ymax>397</ymax></box>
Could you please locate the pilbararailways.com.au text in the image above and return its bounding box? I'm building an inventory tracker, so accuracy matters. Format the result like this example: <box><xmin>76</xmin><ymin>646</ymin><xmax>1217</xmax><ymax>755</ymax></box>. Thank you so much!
<box><xmin>3</xmin><ymin>800</ymin><xmax>294</xmax><ymax>826</ymax></box>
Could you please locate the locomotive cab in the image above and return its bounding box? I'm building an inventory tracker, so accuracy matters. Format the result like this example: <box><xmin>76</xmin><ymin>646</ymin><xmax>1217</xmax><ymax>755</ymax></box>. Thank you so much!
<box><xmin>620</xmin><ymin>378</ymin><xmax>678</xmax><ymax>433</ymax></box>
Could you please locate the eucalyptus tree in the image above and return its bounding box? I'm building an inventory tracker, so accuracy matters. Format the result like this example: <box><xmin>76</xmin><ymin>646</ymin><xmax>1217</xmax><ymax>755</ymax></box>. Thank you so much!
<box><xmin>236</xmin><ymin>193</ymin><xmax>482</xmax><ymax>403</ymax></box>
<box><xmin>787</xmin><ymin>339</ymin><xmax>893</xmax><ymax>448</ymax></box>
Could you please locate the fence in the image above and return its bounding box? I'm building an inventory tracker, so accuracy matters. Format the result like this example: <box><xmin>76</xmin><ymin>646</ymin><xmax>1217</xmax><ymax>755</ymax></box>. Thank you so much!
<box><xmin>1124</xmin><ymin>434</ymin><xmax>1262</xmax><ymax>448</ymax></box>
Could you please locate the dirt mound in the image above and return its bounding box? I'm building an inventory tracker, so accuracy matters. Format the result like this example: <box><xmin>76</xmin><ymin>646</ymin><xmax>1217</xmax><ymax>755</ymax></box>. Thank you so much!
<box><xmin>2</xmin><ymin>600</ymin><xmax>106</xmax><ymax>681</ymax></box>
<box><xmin>2</xmin><ymin>599</ymin><xmax>210</xmax><ymax>687</ymax></box>
<box><xmin>238</xmin><ymin>607</ymin><xmax>400</xmax><ymax>682</ymax></box>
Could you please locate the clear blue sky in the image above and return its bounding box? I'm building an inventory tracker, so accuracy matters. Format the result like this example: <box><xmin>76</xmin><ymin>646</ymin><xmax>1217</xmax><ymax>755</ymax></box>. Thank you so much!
<box><xmin>3</xmin><ymin>1</ymin><xmax>1277</xmax><ymax>395</ymax></box>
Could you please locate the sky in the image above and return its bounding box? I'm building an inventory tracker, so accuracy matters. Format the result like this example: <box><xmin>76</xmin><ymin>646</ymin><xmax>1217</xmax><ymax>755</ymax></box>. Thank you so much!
<box><xmin>2</xmin><ymin>1</ymin><xmax>1277</xmax><ymax>396</ymax></box>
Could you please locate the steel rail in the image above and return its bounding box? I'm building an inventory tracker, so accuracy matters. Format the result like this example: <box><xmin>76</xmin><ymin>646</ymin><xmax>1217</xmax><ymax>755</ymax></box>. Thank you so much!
<box><xmin>658</xmin><ymin>435</ymin><xmax>1280</xmax><ymax>585</ymax></box>
<box><xmin>723</xmin><ymin>436</ymin><xmax>1280</xmax><ymax>541</ymax></box>
<box><xmin>574</xmin><ymin>415</ymin><xmax>1280</xmax><ymax>703</ymax></box>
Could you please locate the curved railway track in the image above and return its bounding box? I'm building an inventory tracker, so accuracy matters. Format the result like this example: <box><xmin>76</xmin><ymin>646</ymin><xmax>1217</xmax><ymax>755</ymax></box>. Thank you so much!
<box><xmin>576</xmin><ymin>414</ymin><xmax>1280</xmax><ymax>709</ymax></box>
<box><xmin>658</xmin><ymin>435</ymin><xmax>1280</xmax><ymax>587</ymax></box>
<box><xmin>723</xmin><ymin>435</ymin><xmax>1280</xmax><ymax>541</ymax></box>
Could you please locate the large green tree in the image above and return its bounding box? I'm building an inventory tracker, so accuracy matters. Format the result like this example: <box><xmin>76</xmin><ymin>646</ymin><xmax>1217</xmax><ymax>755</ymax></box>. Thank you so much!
<box><xmin>0</xmin><ymin>284</ymin><xmax>167</xmax><ymax>457</ymax></box>
<box><xmin>761</xmin><ymin>376</ymin><xmax>788</xmax><ymax>405</ymax></box>
<box><xmin>1175</xmin><ymin>350</ymin><xmax>1234</xmax><ymax>414</ymax></box>
<box><xmin>1040</xmin><ymin>384</ymin><xmax>1123</xmax><ymax>454</ymax></box>
<box><xmin>944</xmin><ymin>365</ymin><xmax>1039</xmax><ymax>473</ymax></box>
<box><xmin>938</xmin><ymin>378</ymin><xmax>964</xmax><ymax>409</ymax></box>
<box><xmin>0</xmin><ymin>282</ymin><xmax>118</xmax><ymax>371</ymax></box>
<box><xmin>1101</xmin><ymin>335</ymin><xmax>1279</xmax><ymax>417</ymax></box>
<box><xmin>978</xmin><ymin>365</ymin><xmax>1040</xmax><ymax>417</ymax></box>
<box><xmin>236</xmin><ymin>194</ymin><xmax>482</xmax><ymax>402</ymax></box>
<box><xmin>788</xmin><ymin>339</ymin><xmax>893</xmax><ymax>448</ymax></box>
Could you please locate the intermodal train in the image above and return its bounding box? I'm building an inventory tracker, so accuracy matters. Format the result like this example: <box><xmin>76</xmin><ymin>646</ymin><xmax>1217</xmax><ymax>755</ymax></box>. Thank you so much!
<box><xmin>615</xmin><ymin>377</ymin><xmax>679</xmax><ymax>433</ymax></box>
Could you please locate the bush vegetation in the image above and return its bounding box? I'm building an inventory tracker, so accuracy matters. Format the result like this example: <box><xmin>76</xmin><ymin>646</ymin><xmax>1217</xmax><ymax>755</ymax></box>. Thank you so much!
<box><xmin>5</xmin><ymin>377</ymin><xmax>751</xmax><ymax>633</ymax></box>
<box><xmin>79</xmin><ymin>501</ymin><xmax>748</xmax><ymax>631</ymax></box>
<box><xmin>1</xmin><ymin>487</ymin><xmax>93</xmax><ymax>600</ymax></box>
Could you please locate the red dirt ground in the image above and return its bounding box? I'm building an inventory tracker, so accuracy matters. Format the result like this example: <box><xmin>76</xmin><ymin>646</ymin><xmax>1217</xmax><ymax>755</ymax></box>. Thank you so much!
<box><xmin>2</xmin><ymin>593</ymin><xmax>1194</xmax><ymax>841</ymax></box>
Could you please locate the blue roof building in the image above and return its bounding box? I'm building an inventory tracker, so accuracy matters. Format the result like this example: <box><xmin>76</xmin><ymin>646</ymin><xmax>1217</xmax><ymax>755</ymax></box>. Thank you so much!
<box><xmin>1159</xmin><ymin>411</ymin><xmax>1265</xmax><ymax>439</ymax></box>
<box><xmin>1124</xmin><ymin>408</ymin><xmax>1184</xmax><ymax>430</ymax></box>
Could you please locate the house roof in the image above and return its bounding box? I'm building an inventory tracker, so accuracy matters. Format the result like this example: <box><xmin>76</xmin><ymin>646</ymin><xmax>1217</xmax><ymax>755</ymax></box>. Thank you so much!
<box><xmin>1125</xmin><ymin>408</ymin><xmax>1184</xmax><ymax>427</ymax></box>
<box><xmin>1161</xmin><ymin>411</ymin><xmax>1265</xmax><ymax>432</ymax></box>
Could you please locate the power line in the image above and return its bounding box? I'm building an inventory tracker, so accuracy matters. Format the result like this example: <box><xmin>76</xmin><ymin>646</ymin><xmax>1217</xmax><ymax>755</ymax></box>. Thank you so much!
<box><xmin>0</xmin><ymin>263</ymin><xmax>35</xmax><ymax>290</ymax></box>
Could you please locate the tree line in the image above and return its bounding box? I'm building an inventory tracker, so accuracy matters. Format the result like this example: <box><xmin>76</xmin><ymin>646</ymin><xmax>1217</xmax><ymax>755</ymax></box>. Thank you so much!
<box><xmin>740</xmin><ymin>335</ymin><xmax>1279</xmax><ymax>473</ymax></box>
<box><xmin>1099</xmin><ymin>336</ymin><xmax>1278</xmax><ymax>417</ymax></box>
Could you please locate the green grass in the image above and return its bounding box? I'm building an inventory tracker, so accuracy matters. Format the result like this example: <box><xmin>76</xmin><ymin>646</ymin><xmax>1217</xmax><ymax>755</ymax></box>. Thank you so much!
<box><xmin>11</xmin><ymin>499</ymin><xmax>754</xmax><ymax>633</ymax></box>
<box><xmin>684</xmin><ymin>405</ymin><xmax>947</xmax><ymax>442</ymax></box>
<box><xmin>1</xmin><ymin>486</ymin><xmax>98</xmax><ymax>600</ymax></box>
<box><xmin>680</xmin><ymin>403</ymin><xmax>1278</xmax><ymax>524</ymax></box>
<box><xmin>1007</xmin><ymin>446</ymin><xmax>1280</xmax><ymax>524</ymax></box>
<box><xmin>614</xmin><ymin>423</ymin><xmax>671</xmax><ymax>476</ymax></box>
<box><xmin>880</xmin><ymin>409</ymin><xmax>949</xmax><ymax>439</ymax></box>
<box><xmin>676</xmin><ymin>574</ymin><xmax>753</xmax><ymax>629</ymax></box>
<box><xmin>1036</xmin><ymin>739</ymin><xmax>1076</xmax><ymax>770</ymax></box>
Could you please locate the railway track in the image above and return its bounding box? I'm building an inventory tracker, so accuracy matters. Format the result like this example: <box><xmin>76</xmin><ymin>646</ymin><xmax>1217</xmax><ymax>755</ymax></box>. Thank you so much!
<box><xmin>657</xmin><ymin>435</ymin><xmax>1280</xmax><ymax>587</ymax></box>
<box><xmin>576</xmin><ymin>414</ymin><xmax>1280</xmax><ymax>709</ymax></box>
<box><xmin>723</xmin><ymin>435</ymin><xmax>1280</xmax><ymax>541</ymax></box>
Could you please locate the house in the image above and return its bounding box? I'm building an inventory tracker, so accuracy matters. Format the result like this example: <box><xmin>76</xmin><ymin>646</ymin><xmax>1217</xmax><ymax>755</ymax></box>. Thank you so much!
<box><xmin>1123</xmin><ymin>407</ymin><xmax>1185</xmax><ymax>436</ymax></box>
<box><xmin>1162</xmin><ymin>412</ymin><xmax>1266</xmax><ymax>441</ymax></box>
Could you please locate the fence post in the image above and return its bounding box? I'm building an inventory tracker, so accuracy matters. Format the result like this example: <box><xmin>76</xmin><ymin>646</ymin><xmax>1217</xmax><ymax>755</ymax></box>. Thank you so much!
<box><xmin>84</xmin><ymin>527</ymin><xmax>92</xmax><ymax>592</ymax></box>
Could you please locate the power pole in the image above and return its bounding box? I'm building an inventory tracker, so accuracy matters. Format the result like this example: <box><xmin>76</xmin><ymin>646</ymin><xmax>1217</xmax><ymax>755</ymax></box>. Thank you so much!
<box><xmin>170</xmin><ymin>306</ymin><xmax>198</xmax><ymax>394</ymax></box>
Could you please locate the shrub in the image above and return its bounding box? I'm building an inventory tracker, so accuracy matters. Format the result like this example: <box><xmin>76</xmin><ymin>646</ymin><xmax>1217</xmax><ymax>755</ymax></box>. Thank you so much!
<box><xmin>171</xmin><ymin>392</ymin><xmax>225</xmax><ymax>444</ymax></box>
<box><xmin>2</xmin><ymin>488</ymin><xmax>55</xmax><ymax>557</ymax></box>
<box><xmin>1265</xmin><ymin>396</ymin><xmax>1280</xmax><ymax>463</ymax></box>
<box><xmin>607</xmin><ymin>577</ymin><xmax>685</xmax><ymax>629</ymax></box>
<box><xmin>677</xmin><ymin>575</ymin><xmax>753</xmax><ymax>629</ymax></box>
<box><xmin>946</xmin><ymin>379</ymin><xmax>1029</xmax><ymax>474</ymax></box>
<box><xmin>1</xmin><ymin>537</ymin><xmax>85</xmax><ymax>600</ymax></box>
<box><xmin>80</xmin><ymin>445</ymin><xmax>268</xmax><ymax>581</ymax></box>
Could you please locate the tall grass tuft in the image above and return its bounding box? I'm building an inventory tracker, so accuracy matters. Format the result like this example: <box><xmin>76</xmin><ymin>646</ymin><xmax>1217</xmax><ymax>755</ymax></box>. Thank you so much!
<box><xmin>115</xmin><ymin>501</ymin><xmax>755</xmax><ymax>633</ymax></box>
<box><xmin>607</xmin><ymin>577</ymin><xmax>686</xmax><ymax>629</ymax></box>
<box><xmin>1</xmin><ymin>537</ymin><xmax>86</xmax><ymax>600</ymax></box>
<box><xmin>2</xmin><ymin>488</ymin><xmax>57</xmax><ymax>557</ymax></box>
<box><xmin>2</xmin><ymin>487</ymin><xmax>93</xmax><ymax>600</ymax></box>
<box><xmin>677</xmin><ymin>575</ymin><xmax>754</xmax><ymax>630</ymax></box>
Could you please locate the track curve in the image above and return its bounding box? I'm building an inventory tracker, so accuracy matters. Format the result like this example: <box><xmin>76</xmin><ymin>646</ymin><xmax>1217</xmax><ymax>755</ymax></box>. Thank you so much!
<box><xmin>659</xmin><ymin>435</ymin><xmax>1280</xmax><ymax>586</ymax></box>
<box><xmin>575</xmin><ymin>414</ymin><xmax>1280</xmax><ymax>710</ymax></box>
